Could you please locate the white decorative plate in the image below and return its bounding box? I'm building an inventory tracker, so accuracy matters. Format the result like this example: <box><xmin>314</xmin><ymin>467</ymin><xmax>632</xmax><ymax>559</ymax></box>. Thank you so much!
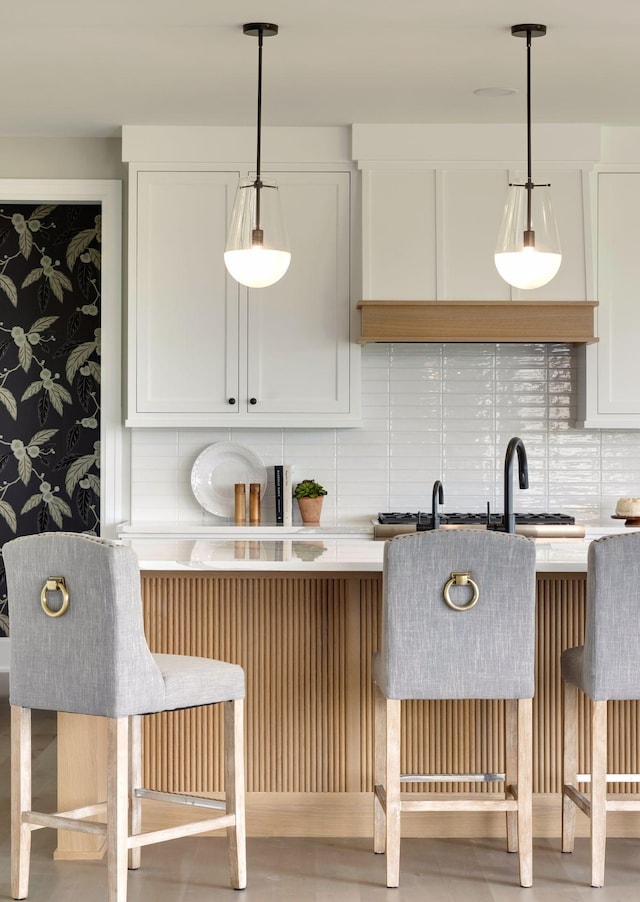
<box><xmin>190</xmin><ymin>442</ymin><xmax>267</xmax><ymax>517</ymax></box>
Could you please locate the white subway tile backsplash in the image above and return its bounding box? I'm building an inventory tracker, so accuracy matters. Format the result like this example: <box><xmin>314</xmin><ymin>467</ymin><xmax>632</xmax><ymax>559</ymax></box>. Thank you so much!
<box><xmin>128</xmin><ymin>343</ymin><xmax>640</xmax><ymax>527</ymax></box>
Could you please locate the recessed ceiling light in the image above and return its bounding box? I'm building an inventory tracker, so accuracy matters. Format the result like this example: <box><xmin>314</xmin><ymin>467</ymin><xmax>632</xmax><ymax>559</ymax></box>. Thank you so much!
<box><xmin>474</xmin><ymin>86</ymin><xmax>518</xmax><ymax>96</ymax></box>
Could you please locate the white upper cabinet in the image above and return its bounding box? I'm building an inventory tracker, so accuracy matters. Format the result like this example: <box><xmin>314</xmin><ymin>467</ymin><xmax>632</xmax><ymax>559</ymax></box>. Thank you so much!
<box><xmin>127</xmin><ymin>164</ymin><xmax>359</xmax><ymax>427</ymax></box>
<box><xmin>578</xmin><ymin>170</ymin><xmax>640</xmax><ymax>427</ymax></box>
<box><xmin>361</xmin><ymin>165</ymin><xmax>589</xmax><ymax>302</ymax></box>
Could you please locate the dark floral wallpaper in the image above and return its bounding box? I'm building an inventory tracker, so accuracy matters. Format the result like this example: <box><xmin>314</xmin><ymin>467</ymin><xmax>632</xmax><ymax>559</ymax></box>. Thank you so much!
<box><xmin>0</xmin><ymin>203</ymin><xmax>102</xmax><ymax>637</ymax></box>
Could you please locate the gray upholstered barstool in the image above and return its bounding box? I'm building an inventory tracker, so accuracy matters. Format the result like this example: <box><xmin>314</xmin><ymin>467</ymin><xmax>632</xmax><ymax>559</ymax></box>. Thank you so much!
<box><xmin>561</xmin><ymin>531</ymin><xmax>640</xmax><ymax>887</ymax></box>
<box><xmin>6</xmin><ymin>532</ymin><xmax>246</xmax><ymax>901</ymax></box>
<box><xmin>373</xmin><ymin>529</ymin><xmax>536</xmax><ymax>888</ymax></box>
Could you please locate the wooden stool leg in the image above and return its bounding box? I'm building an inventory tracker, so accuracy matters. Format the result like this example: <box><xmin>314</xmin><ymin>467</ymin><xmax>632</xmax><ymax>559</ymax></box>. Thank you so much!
<box><xmin>128</xmin><ymin>715</ymin><xmax>142</xmax><ymax>871</ymax></box>
<box><xmin>385</xmin><ymin>698</ymin><xmax>401</xmax><ymax>888</ymax></box>
<box><xmin>517</xmin><ymin>698</ymin><xmax>533</xmax><ymax>888</ymax></box>
<box><xmin>590</xmin><ymin>700</ymin><xmax>607</xmax><ymax>888</ymax></box>
<box><xmin>107</xmin><ymin>717</ymin><xmax>129</xmax><ymax>902</ymax></box>
<box><xmin>561</xmin><ymin>679</ymin><xmax>578</xmax><ymax>853</ymax></box>
<box><xmin>225</xmin><ymin>698</ymin><xmax>246</xmax><ymax>890</ymax></box>
<box><xmin>373</xmin><ymin>682</ymin><xmax>386</xmax><ymax>854</ymax></box>
<box><xmin>11</xmin><ymin>705</ymin><xmax>32</xmax><ymax>900</ymax></box>
<box><xmin>504</xmin><ymin>698</ymin><xmax>518</xmax><ymax>853</ymax></box>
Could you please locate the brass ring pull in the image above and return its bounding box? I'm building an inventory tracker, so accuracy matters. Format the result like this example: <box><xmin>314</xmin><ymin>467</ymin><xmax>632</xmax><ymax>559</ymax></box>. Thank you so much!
<box><xmin>40</xmin><ymin>577</ymin><xmax>69</xmax><ymax>618</ymax></box>
<box><xmin>443</xmin><ymin>571</ymin><xmax>479</xmax><ymax>611</ymax></box>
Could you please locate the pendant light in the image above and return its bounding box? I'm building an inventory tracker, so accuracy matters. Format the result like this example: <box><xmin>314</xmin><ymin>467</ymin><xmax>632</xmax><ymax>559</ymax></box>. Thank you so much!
<box><xmin>495</xmin><ymin>24</ymin><xmax>561</xmax><ymax>291</ymax></box>
<box><xmin>224</xmin><ymin>23</ymin><xmax>291</xmax><ymax>289</ymax></box>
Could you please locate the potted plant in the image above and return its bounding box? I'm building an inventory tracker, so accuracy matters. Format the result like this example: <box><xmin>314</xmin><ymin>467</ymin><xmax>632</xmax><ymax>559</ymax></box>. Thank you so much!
<box><xmin>294</xmin><ymin>479</ymin><xmax>328</xmax><ymax>525</ymax></box>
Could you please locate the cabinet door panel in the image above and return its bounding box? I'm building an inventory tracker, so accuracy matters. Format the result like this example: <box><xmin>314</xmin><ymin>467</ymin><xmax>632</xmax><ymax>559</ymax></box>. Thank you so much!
<box><xmin>440</xmin><ymin>169</ymin><xmax>510</xmax><ymax>300</ymax></box>
<box><xmin>596</xmin><ymin>172</ymin><xmax>640</xmax><ymax>414</ymax></box>
<box><xmin>246</xmin><ymin>171</ymin><xmax>351</xmax><ymax>414</ymax></box>
<box><xmin>363</xmin><ymin>169</ymin><xmax>436</xmax><ymax>300</ymax></box>
<box><xmin>134</xmin><ymin>170</ymin><xmax>240</xmax><ymax>414</ymax></box>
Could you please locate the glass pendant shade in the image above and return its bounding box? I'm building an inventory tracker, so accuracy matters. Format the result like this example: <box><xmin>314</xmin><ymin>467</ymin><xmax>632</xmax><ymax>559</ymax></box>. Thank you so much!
<box><xmin>224</xmin><ymin>177</ymin><xmax>291</xmax><ymax>288</ymax></box>
<box><xmin>495</xmin><ymin>182</ymin><xmax>561</xmax><ymax>290</ymax></box>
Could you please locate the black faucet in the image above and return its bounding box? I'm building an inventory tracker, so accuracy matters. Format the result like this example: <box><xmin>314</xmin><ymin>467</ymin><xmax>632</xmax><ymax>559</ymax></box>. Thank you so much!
<box><xmin>431</xmin><ymin>480</ymin><xmax>444</xmax><ymax>530</ymax></box>
<box><xmin>504</xmin><ymin>437</ymin><xmax>529</xmax><ymax>534</ymax></box>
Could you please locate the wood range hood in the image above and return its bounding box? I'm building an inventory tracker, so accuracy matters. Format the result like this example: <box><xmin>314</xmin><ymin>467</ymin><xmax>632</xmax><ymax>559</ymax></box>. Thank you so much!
<box><xmin>357</xmin><ymin>301</ymin><xmax>598</xmax><ymax>345</ymax></box>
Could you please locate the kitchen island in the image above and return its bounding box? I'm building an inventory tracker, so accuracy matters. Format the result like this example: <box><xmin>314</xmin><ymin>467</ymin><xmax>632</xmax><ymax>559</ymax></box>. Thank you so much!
<box><xmin>55</xmin><ymin>536</ymin><xmax>640</xmax><ymax>858</ymax></box>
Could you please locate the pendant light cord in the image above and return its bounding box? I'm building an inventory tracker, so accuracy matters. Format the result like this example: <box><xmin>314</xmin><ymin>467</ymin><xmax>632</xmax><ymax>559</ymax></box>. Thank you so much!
<box><xmin>525</xmin><ymin>27</ymin><xmax>533</xmax><ymax>243</ymax></box>
<box><xmin>254</xmin><ymin>27</ymin><xmax>264</xmax><ymax>235</ymax></box>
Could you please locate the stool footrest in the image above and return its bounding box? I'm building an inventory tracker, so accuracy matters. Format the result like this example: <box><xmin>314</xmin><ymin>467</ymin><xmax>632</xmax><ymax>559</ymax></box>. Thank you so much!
<box><xmin>24</xmin><ymin>810</ymin><xmax>107</xmax><ymax>836</ymax></box>
<box><xmin>401</xmin><ymin>798</ymin><xmax>519</xmax><ymax>813</ymax></box>
<box><xmin>400</xmin><ymin>772</ymin><xmax>506</xmax><ymax>784</ymax></box>
<box><xmin>564</xmin><ymin>782</ymin><xmax>640</xmax><ymax>816</ymax></box>
<box><xmin>576</xmin><ymin>773</ymin><xmax>640</xmax><ymax>783</ymax></box>
<box><xmin>128</xmin><ymin>815</ymin><xmax>235</xmax><ymax>849</ymax></box>
<box><xmin>135</xmin><ymin>788</ymin><xmax>226</xmax><ymax>811</ymax></box>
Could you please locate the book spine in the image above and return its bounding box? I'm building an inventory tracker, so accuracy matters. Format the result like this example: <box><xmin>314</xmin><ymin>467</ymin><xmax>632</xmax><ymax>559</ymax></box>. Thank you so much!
<box><xmin>283</xmin><ymin>465</ymin><xmax>293</xmax><ymax>527</ymax></box>
<box><xmin>274</xmin><ymin>465</ymin><xmax>284</xmax><ymax>524</ymax></box>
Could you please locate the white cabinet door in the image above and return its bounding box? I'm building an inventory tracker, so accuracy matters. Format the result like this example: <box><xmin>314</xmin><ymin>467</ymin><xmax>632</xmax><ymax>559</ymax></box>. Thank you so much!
<box><xmin>246</xmin><ymin>171</ymin><xmax>352</xmax><ymax>416</ymax></box>
<box><xmin>579</xmin><ymin>171</ymin><xmax>640</xmax><ymax>427</ymax></box>
<box><xmin>129</xmin><ymin>169</ymin><xmax>240</xmax><ymax>423</ymax></box>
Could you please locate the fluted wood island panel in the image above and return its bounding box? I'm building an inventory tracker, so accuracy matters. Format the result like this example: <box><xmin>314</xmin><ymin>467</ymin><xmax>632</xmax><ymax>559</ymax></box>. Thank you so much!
<box><xmin>55</xmin><ymin>564</ymin><xmax>640</xmax><ymax>859</ymax></box>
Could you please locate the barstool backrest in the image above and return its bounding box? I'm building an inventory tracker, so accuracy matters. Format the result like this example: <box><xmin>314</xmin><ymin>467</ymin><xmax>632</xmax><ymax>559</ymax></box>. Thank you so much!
<box><xmin>380</xmin><ymin>529</ymin><xmax>536</xmax><ymax>699</ymax></box>
<box><xmin>583</xmin><ymin>532</ymin><xmax>640</xmax><ymax>701</ymax></box>
<box><xmin>5</xmin><ymin>532</ymin><xmax>165</xmax><ymax>717</ymax></box>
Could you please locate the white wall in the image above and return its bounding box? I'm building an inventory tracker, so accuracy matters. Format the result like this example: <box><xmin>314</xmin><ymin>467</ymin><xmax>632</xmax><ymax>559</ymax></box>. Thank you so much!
<box><xmin>0</xmin><ymin>137</ymin><xmax>123</xmax><ymax>179</ymax></box>
<box><xmin>129</xmin><ymin>341</ymin><xmax>640</xmax><ymax>528</ymax></box>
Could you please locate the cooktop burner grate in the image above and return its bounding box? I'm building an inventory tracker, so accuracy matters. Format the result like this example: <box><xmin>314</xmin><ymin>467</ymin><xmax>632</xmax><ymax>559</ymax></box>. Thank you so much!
<box><xmin>378</xmin><ymin>511</ymin><xmax>575</xmax><ymax>528</ymax></box>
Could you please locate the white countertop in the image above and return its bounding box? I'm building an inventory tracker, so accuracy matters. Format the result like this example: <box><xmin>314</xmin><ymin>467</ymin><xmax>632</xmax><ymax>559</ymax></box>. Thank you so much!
<box><xmin>123</xmin><ymin>536</ymin><xmax>591</xmax><ymax>574</ymax></box>
<box><xmin>119</xmin><ymin>521</ymin><xmax>371</xmax><ymax>540</ymax></box>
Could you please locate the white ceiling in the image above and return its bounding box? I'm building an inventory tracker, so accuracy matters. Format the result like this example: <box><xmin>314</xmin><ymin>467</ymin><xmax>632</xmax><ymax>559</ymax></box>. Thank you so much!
<box><xmin>4</xmin><ymin>0</ymin><xmax>640</xmax><ymax>137</ymax></box>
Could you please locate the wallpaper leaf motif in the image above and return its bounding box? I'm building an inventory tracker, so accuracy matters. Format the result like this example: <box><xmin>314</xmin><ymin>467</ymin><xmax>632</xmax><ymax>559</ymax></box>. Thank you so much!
<box><xmin>0</xmin><ymin>275</ymin><xmax>18</xmax><ymax>307</ymax></box>
<box><xmin>0</xmin><ymin>388</ymin><xmax>17</xmax><ymax>420</ymax></box>
<box><xmin>0</xmin><ymin>203</ymin><xmax>102</xmax><ymax>636</ymax></box>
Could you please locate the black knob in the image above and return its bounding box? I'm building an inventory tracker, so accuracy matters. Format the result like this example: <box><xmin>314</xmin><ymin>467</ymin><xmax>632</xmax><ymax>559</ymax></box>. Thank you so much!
<box><xmin>228</xmin><ymin>398</ymin><xmax>236</xmax><ymax>405</ymax></box>
<box><xmin>249</xmin><ymin>397</ymin><xmax>257</xmax><ymax>405</ymax></box>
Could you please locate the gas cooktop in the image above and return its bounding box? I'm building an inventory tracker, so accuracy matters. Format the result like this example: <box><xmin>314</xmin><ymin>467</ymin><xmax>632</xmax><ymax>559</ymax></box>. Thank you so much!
<box><xmin>378</xmin><ymin>512</ymin><xmax>575</xmax><ymax>529</ymax></box>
